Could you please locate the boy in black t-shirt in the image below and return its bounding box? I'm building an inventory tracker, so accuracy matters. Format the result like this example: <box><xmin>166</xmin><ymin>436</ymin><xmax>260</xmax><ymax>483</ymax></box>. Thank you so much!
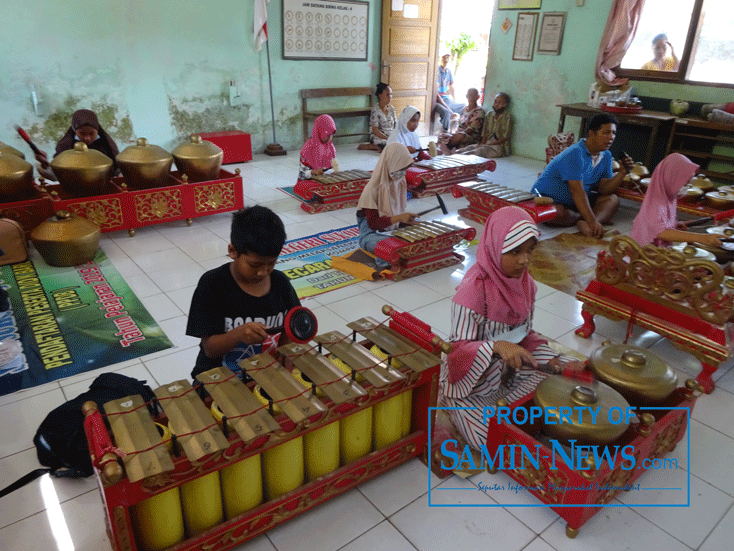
<box><xmin>186</xmin><ymin>206</ymin><xmax>301</xmax><ymax>379</ymax></box>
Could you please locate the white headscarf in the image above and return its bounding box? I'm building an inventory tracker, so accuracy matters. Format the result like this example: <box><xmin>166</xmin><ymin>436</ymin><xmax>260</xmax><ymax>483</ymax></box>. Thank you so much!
<box><xmin>386</xmin><ymin>106</ymin><xmax>421</xmax><ymax>151</ymax></box>
<box><xmin>357</xmin><ymin>143</ymin><xmax>413</xmax><ymax>230</ymax></box>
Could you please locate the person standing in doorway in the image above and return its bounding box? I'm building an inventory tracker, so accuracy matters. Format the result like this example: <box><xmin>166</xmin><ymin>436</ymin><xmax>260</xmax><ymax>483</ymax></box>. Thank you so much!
<box><xmin>434</xmin><ymin>53</ymin><xmax>465</xmax><ymax>132</ymax></box>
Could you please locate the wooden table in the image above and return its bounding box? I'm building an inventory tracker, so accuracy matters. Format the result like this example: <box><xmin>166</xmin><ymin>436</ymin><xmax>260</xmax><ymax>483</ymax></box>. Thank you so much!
<box><xmin>557</xmin><ymin>103</ymin><xmax>675</xmax><ymax>168</ymax></box>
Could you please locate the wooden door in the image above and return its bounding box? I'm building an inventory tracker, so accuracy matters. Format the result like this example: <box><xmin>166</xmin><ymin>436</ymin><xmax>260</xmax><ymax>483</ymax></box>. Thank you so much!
<box><xmin>381</xmin><ymin>0</ymin><xmax>441</xmax><ymax>136</ymax></box>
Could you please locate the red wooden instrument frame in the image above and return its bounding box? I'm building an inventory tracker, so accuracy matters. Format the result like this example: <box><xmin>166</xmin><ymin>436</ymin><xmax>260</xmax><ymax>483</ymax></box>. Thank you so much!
<box><xmin>87</xmin><ymin>316</ymin><xmax>441</xmax><ymax>551</ymax></box>
<box><xmin>483</xmin><ymin>385</ymin><xmax>696</xmax><ymax>536</ymax></box>
<box><xmin>452</xmin><ymin>182</ymin><xmax>558</xmax><ymax>225</ymax></box>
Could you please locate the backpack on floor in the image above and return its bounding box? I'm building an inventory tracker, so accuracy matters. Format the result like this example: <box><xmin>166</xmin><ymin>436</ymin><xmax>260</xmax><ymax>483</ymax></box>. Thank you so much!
<box><xmin>1</xmin><ymin>372</ymin><xmax>157</xmax><ymax>498</ymax></box>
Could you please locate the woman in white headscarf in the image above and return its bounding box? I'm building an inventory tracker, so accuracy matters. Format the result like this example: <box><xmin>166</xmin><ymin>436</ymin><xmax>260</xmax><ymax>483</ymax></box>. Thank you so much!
<box><xmin>356</xmin><ymin>143</ymin><xmax>417</xmax><ymax>268</ymax></box>
<box><xmin>387</xmin><ymin>106</ymin><xmax>422</xmax><ymax>155</ymax></box>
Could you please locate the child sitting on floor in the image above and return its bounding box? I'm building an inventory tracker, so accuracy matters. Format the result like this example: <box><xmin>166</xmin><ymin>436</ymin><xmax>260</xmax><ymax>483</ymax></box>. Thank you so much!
<box><xmin>630</xmin><ymin>153</ymin><xmax>722</xmax><ymax>248</ymax></box>
<box><xmin>186</xmin><ymin>206</ymin><xmax>301</xmax><ymax>380</ymax></box>
<box><xmin>355</xmin><ymin>143</ymin><xmax>417</xmax><ymax>269</ymax></box>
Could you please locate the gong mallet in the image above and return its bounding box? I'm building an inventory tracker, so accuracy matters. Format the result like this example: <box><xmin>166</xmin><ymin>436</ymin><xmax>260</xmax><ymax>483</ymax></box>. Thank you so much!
<box><xmin>680</xmin><ymin>208</ymin><xmax>734</xmax><ymax>228</ymax></box>
<box><xmin>416</xmin><ymin>193</ymin><xmax>448</xmax><ymax>218</ymax></box>
<box><xmin>265</xmin><ymin>306</ymin><xmax>318</xmax><ymax>344</ymax></box>
<box><xmin>15</xmin><ymin>125</ymin><xmax>49</xmax><ymax>168</ymax></box>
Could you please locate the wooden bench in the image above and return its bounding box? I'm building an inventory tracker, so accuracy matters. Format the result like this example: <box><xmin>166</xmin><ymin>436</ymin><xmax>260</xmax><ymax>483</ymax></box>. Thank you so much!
<box><xmin>300</xmin><ymin>87</ymin><xmax>374</xmax><ymax>143</ymax></box>
<box><xmin>575</xmin><ymin>235</ymin><xmax>734</xmax><ymax>394</ymax></box>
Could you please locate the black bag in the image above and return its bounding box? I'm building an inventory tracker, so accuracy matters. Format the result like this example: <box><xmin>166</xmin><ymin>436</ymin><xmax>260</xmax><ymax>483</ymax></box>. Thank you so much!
<box><xmin>1</xmin><ymin>372</ymin><xmax>156</xmax><ymax>498</ymax></box>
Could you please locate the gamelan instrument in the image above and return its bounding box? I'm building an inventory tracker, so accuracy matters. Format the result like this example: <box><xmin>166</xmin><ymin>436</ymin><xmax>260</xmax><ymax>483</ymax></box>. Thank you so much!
<box><xmin>84</xmin><ymin>305</ymin><xmax>445</xmax><ymax>551</ymax></box>
<box><xmin>469</xmin><ymin>340</ymin><xmax>702</xmax><ymax>539</ymax></box>
<box><xmin>264</xmin><ymin>306</ymin><xmax>318</xmax><ymax>344</ymax></box>
<box><xmin>293</xmin><ymin>169</ymin><xmax>372</xmax><ymax>213</ymax></box>
<box><xmin>452</xmin><ymin>181</ymin><xmax>558</xmax><ymax>224</ymax></box>
<box><xmin>373</xmin><ymin>220</ymin><xmax>476</xmax><ymax>280</ymax></box>
<box><xmin>406</xmin><ymin>154</ymin><xmax>496</xmax><ymax>197</ymax></box>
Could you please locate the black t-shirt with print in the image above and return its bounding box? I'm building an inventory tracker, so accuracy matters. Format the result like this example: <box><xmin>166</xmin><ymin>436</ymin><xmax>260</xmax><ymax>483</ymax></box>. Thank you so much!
<box><xmin>186</xmin><ymin>263</ymin><xmax>300</xmax><ymax>379</ymax></box>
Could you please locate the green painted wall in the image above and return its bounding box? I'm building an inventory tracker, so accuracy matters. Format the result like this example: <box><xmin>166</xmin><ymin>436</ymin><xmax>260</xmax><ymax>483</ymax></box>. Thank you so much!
<box><xmin>484</xmin><ymin>0</ymin><xmax>733</xmax><ymax>161</ymax></box>
<box><xmin>0</xmin><ymin>0</ymin><xmax>382</xmax><ymax>155</ymax></box>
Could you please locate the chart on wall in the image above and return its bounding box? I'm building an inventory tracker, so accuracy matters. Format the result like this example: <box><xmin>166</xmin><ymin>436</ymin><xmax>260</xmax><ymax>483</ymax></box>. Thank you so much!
<box><xmin>282</xmin><ymin>0</ymin><xmax>369</xmax><ymax>61</ymax></box>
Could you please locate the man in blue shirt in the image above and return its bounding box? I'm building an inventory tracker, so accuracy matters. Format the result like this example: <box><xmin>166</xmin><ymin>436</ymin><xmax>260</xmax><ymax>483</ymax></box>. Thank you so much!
<box><xmin>435</xmin><ymin>54</ymin><xmax>466</xmax><ymax>132</ymax></box>
<box><xmin>532</xmin><ymin>113</ymin><xmax>632</xmax><ymax>238</ymax></box>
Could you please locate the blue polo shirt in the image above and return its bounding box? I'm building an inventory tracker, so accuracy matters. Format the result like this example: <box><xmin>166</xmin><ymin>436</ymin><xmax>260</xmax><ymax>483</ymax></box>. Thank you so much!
<box><xmin>531</xmin><ymin>139</ymin><xmax>613</xmax><ymax>207</ymax></box>
<box><xmin>437</xmin><ymin>66</ymin><xmax>453</xmax><ymax>100</ymax></box>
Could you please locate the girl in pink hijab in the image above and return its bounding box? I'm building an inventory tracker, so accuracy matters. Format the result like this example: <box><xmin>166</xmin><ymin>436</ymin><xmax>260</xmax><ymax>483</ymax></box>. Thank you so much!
<box><xmin>441</xmin><ymin>206</ymin><xmax>583</xmax><ymax>450</ymax></box>
<box><xmin>630</xmin><ymin>153</ymin><xmax>722</xmax><ymax>247</ymax></box>
<box><xmin>298</xmin><ymin>114</ymin><xmax>337</xmax><ymax>181</ymax></box>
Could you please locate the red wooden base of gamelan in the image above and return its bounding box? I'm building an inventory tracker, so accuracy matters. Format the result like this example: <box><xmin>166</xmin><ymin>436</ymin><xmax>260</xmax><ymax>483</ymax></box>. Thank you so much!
<box><xmin>615</xmin><ymin>184</ymin><xmax>734</xmax><ymax>220</ymax></box>
<box><xmin>0</xmin><ymin>187</ymin><xmax>54</xmax><ymax>237</ymax></box>
<box><xmin>198</xmin><ymin>131</ymin><xmax>252</xmax><ymax>164</ymax></box>
<box><xmin>406</xmin><ymin>156</ymin><xmax>495</xmax><ymax>198</ymax></box>
<box><xmin>374</xmin><ymin>223</ymin><xmax>476</xmax><ymax>281</ymax></box>
<box><xmin>452</xmin><ymin>181</ymin><xmax>558</xmax><ymax>225</ymax></box>
<box><xmin>480</xmin><ymin>384</ymin><xmax>697</xmax><ymax>538</ymax></box>
<box><xmin>87</xmin><ymin>310</ymin><xmax>442</xmax><ymax>551</ymax></box>
<box><xmin>293</xmin><ymin>172</ymin><xmax>372</xmax><ymax>213</ymax></box>
<box><xmin>33</xmin><ymin>169</ymin><xmax>243</xmax><ymax>237</ymax></box>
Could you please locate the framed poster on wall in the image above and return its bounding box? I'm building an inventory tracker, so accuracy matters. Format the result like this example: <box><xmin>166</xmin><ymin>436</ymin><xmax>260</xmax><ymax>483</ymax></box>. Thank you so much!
<box><xmin>537</xmin><ymin>12</ymin><xmax>567</xmax><ymax>55</ymax></box>
<box><xmin>499</xmin><ymin>0</ymin><xmax>542</xmax><ymax>9</ymax></box>
<box><xmin>512</xmin><ymin>12</ymin><xmax>539</xmax><ymax>62</ymax></box>
<box><xmin>282</xmin><ymin>0</ymin><xmax>369</xmax><ymax>61</ymax></box>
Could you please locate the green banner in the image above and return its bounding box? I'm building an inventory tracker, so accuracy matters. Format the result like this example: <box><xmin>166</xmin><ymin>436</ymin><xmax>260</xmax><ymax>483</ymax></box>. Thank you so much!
<box><xmin>0</xmin><ymin>250</ymin><xmax>173</xmax><ymax>396</ymax></box>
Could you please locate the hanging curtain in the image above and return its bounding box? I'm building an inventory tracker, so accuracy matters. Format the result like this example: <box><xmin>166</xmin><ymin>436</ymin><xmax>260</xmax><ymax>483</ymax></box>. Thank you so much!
<box><xmin>595</xmin><ymin>0</ymin><xmax>647</xmax><ymax>86</ymax></box>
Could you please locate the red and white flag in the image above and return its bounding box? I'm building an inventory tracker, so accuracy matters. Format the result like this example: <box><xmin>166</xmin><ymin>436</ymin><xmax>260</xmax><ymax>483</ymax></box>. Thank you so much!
<box><xmin>254</xmin><ymin>0</ymin><xmax>269</xmax><ymax>52</ymax></box>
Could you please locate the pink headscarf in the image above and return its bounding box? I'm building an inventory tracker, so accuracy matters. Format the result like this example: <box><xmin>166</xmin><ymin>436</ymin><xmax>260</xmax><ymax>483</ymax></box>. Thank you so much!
<box><xmin>453</xmin><ymin>206</ymin><xmax>539</xmax><ymax>325</ymax></box>
<box><xmin>447</xmin><ymin>207</ymin><xmax>541</xmax><ymax>384</ymax></box>
<box><xmin>630</xmin><ymin>153</ymin><xmax>699</xmax><ymax>246</ymax></box>
<box><xmin>300</xmin><ymin>115</ymin><xmax>337</xmax><ymax>169</ymax></box>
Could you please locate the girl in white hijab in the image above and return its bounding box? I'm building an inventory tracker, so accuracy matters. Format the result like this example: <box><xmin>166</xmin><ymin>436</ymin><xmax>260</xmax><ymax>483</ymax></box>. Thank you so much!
<box><xmin>356</xmin><ymin>143</ymin><xmax>417</xmax><ymax>267</ymax></box>
<box><xmin>387</xmin><ymin>106</ymin><xmax>421</xmax><ymax>151</ymax></box>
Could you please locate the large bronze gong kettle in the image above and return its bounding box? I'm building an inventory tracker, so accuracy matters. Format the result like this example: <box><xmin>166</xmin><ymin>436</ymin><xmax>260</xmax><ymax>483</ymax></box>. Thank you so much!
<box><xmin>588</xmin><ymin>343</ymin><xmax>678</xmax><ymax>405</ymax></box>
<box><xmin>533</xmin><ymin>376</ymin><xmax>631</xmax><ymax>446</ymax></box>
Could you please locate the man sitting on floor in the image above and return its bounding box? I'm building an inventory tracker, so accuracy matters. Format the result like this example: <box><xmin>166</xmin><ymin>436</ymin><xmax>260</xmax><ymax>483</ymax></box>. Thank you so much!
<box><xmin>454</xmin><ymin>92</ymin><xmax>512</xmax><ymax>158</ymax></box>
<box><xmin>531</xmin><ymin>113</ymin><xmax>632</xmax><ymax>238</ymax></box>
<box><xmin>437</xmin><ymin>88</ymin><xmax>486</xmax><ymax>156</ymax></box>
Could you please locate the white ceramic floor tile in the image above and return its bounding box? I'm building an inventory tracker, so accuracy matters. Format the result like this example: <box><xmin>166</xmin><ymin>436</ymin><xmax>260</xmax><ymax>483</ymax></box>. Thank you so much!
<box><xmin>133</xmin><ymin>248</ymin><xmax>195</xmax><ymax>273</ymax></box>
<box><xmin>140</xmin><ymin>292</ymin><xmax>185</xmax><ymax>322</ymax></box>
<box><xmin>0</xmin><ymin>388</ymin><xmax>66</xmax><ymax>458</ymax></box>
<box><xmin>469</xmin><ymin>470</ymin><xmax>559</xmax><ymax>534</ymax></box>
<box><xmin>699</xmin><ymin>503</ymin><xmax>734</xmax><ymax>551</ymax></box>
<box><xmin>307</xmin><ymin>305</ymin><xmax>349</xmax><ymax>335</ymax></box>
<box><xmin>266</xmin><ymin>489</ymin><xmax>384</xmax><ymax>551</ymax></box>
<box><xmin>0</xmin><ymin>489</ymin><xmax>109</xmax><ymax>551</ymax></box>
<box><xmin>540</xmin><ymin>505</ymin><xmax>691</xmax><ymax>551</ymax></box>
<box><xmin>534</xmin><ymin>282</ymin><xmax>557</xmax><ymax>300</ymax></box>
<box><xmin>371</xmin><ymin>281</ymin><xmax>445</xmax><ymax>313</ymax></box>
<box><xmin>535</xmin><ymin>292</ymin><xmax>585</xmax><ymax>326</ymax></box>
<box><xmin>587</xmin><ymin>316</ymin><xmax>664</xmax><ymax>349</ymax></box>
<box><xmin>616</xmin><ymin>468</ymin><xmax>733</xmax><ymax>548</ymax></box>
<box><xmin>522</xmin><ymin>538</ymin><xmax>558</xmax><ymax>551</ymax></box>
<box><xmin>114</xmin><ymin>231</ymin><xmax>176</xmax><ymax>257</ymax></box>
<box><xmin>392</xmin><ymin>476</ymin><xmax>535</xmax><ymax>551</ymax></box>
<box><xmin>0</xmin><ymin>450</ymin><xmax>96</xmax><ymax>530</ymax></box>
<box><xmin>531</xmin><ymin>308</ymin><xmax>582</xmax><ymax>341</ymax></box>
<box><xmin>51</xmin><ymin>358</ymin><xmax>142</xmax><ymax>395</ymax></box>
<box><xmin>147</xmin><ymin>262</ymin><xmax>205</xmax><ymax>292</ymax></box>
<box><xmin>0</xmin><ymin>382</ymin><xmax>60</xmax><ymax>408</ymax></box>
<box><xmin>143</xmin><ymin>345</ymin><xmax>200</xmax><ymax>384</ymax></box>
<box><xmin>552</xmin><ymin>329</ymin><xmax>609</xmax><ymax>360</ymax></box>
<box><xmin>156</xmin><ymin>315</ymin><xmax>199</xmax><ymax>351</ymax></box>
<box><xmin>177</xmin><ymin>237</ymin><xmax>229</xmax><ymax>263</ymax></box>
<box><xmin>409</xmin><ymin>266</ymin><xmax>466</xmax><ymax>297</ymax></box>
<box><xmin>337</xmin><ymin>520</ymin><xmax>417</xmax><ymax>551</ymax></box>
<box><xmin>166</xmin><ymin>285</ymin><xmax>197</xmax><ymax>314</ymax></box>
<box><xmin>692</xmin><ymin>385</ymin><xmax>734</xmax><ymax>438</ymax></box>
<box><xmin>107</xmin><ymin>256</ymin><xmax>143</xmax><ymax>278</ymax></box>
<box><xmin>358</xmin><ymin>458</ymin><xmax>441</xmax><ymax>517</ymax></box>
<box><xmin>325</xmin><ymin>292</ymin><xmax>389</xmax><ymax>324</ymax></box>
<box><xmin>125</xmin><ymin>272</ymin><xmax>161</xmax><ymax>298</ymax></box>
<box><xmin>409</xmin><ymin>298</ymin><xmax>453</xmax><ymax>339</ymax></box>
